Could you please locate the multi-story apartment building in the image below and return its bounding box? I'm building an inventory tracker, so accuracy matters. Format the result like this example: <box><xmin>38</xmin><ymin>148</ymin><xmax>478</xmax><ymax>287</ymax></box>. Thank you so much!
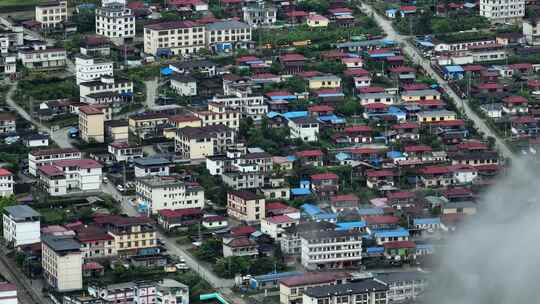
<box><xmin>221</xmin><ymin>171</ymin><xmax>265</xmax><ymax>190</ymax></box>
<box><xmin>174</xmin><ymin>125</ymin><xmax>236</xmax><ymax>159</ymax></box>
<box><xmin>3</xmin><ymin>205</ymin><xmax>40</xmax><ymax>247</ymax></box>
<box><xmin>128</xmin><ymin>113</ymin><xmax>170</xmax><ymax>140</ymax></box>
<box><xmin>35</xmin><ymin>1</ymin><xmax>68</xmax><ymax>29</ymax></box>
<box><xmin>41</xmin><ymin>234</ymin><xmax>83</xmax><ymax>292</ymax></box>
<box><xmin>209</xmin><ymin>92</ymin><xmax>268</xmax><ymax>121</ymax></box>
<box><xmin>0</xmin><ymin>169</ymin><xmax>14</xmax><ymax>197</ymax></box>
<box><xmin>375</xmin><ymin>271</ymin><xmax>428</xmax><ymax>303</ymax></box>
<box><xmin>95</xmin><ymin>3</ymin><xmax>135</xmax><ymax>43</ymax></box>
<box><xmin>480</xmin><ymin>0</ymin><xmax>525</xmax><ymax>24</ymax></box>
<box><xmin>74</xmin><ymin>225</ymin><xmax>116</xmax><ymax>259</ymax></box>
<box><xmin>108</xmin><ymin>141</ymin><xmax>143</xmax><ymax>162</ymax></box>
<box><xmin>0</xmin><ymin>113</ymin><xmax>16</xmax><ymax>135</ymax></box>
<box><xmin>300</xmin><ymin>230</ymin><xmax>362</xmax><ymax>270</ymax></box>
<box><xmin>143</xmin><ymin>21</ymin><xmax>206</xmax><ymax>56</ymax></box>
<box><xmin>242</xmin><ymin>5</ymin><xmax>277</xmax><ymax>27</ymax></box>
<box><xmin>193</xmin><ymin>103</ymin><xmax>241</xmax><ymax>130</ymax></box>
<box><xmin>288</xmin><ymin>117</ymin><xmax>320</xmax><ymax>142</ymax></box>
<box><xmin>227</xmin><ymin>191</ymin><xmax>265</xmax><ymax>222</ymax></box>
<box><xmin>79</xmin><ymin>105</ymin><xmax>105</xmax><ymax>143</ymax></box>
<box><xmin>279</xmin><ymin>272</ymin><xmax>351</xmax><ymax>304</ymax></box>
<box><xmin>280</xmin><ymin>221</ymin><xmax>337</xmax><ymax>256</ymax></box>
<box><xmin>0</xmin><ymin>55</ymin><xmax>16</xmax><ymax>75</ymax></box>
<box><xmin>75</xmin><ymin>55</ymin><xmax>113</xmax><ymax>85</ymax></box>
<box><xmin>18</xmin><ymin>43</ymin><xmax>66</xmax><ymax>70</ymax></box>
<box><xmin>261</xmin><ymin>215</ymin><xmax>298</xmax><ymax>240</ymax></box>
<box><xmin>302</xmin><ymin>280</ymin><xmax>389</xmax><ymax>304</ymax></box>
<box><xmin>37</xmin><ymin>159</ymin><xmax>103</xmax><ymax>196</ymax></box>
<box><xmin>524</xmin><ymin>19</ymin><xmax>540</xmax><ymax>46</ymax></box>
<box><xmin>28</xmin><ymin>147</ymin><xmax>82</xmax><ymax>176</ymax></box>
<box><xmin>79</xmin><ymin>76</ymin><xmax>133</xmax><ymax>104</ymax></box>
<box><xmin>133</xmin><ymin>157</ymin><xmax>172</xmax><ymax>178</ymax></box>
<box><xmin>135</xmin><ymin>176</ymin><xmax>205</xmax><ymax>214</ymax></box>
<box><xmin>93</xmin><ymin>215</ymin><xmax>157</xmax><ymax>256</ymax></box>
<box><xmin>205</xmin><ymin>20</ymin><xmax>252</xmax><ymax>48</ymax></box>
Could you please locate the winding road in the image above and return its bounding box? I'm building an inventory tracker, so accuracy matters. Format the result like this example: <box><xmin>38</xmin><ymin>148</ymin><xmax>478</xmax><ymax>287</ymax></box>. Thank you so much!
<box><xmin>359</xmin><ymin>2</ymin><xmax>515</xmax><ymax>160</ymax></box>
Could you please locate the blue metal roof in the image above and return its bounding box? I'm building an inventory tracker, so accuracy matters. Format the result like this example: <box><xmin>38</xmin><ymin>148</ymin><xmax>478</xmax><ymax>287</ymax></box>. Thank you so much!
<box><xmin>416</xmin><ymin>40</ymin><xmax>435</xmax><ymax>48</ymax></box>
<box><xmin>373</xmin><ymin>228</ymin><xmax>410</xmax><ymax>238</ymax></box>
<box><xmin>370</xmin><ymin>52</ymin><xmax>395</xmax><ymax>58</ymax></box>
<box><xmin>160</xmin><ymin>67</ymin><xmax>173</xmax><ymax>76</ymax></box>
<box><xmin>315</xmin><ymin>213</ymin><xmax>337</xmax><ymax>220</ymax></box>
<box><xmin>357</xmin><ymin>208</ymin><xmax>384</xmax><ymax>216</ymax></box>
<box><xmin>251</xmin><ymin>271</ymin><xmax>304</xmax><ymax>283</ymax></box>
<box><xmin>292</xmin><ymin>188</ymin><xmax>311</xmax><ymax>196</ymax></box>
<box><xmin>287</xmin><ymin>155</ymin><xmax>297</xmax><ymax>161</ymax></box>
<box><xmin>283</xmin><ymin>111</ymin><xmax>308</xmax><ymax>119</ymax></box>
<box><xmin>336</xmin><ymin>221</ymin><xmax>366</xmax><ymax>230</ymax></box>
<box><xmin>266</xmin><ymin>111</ymin><xmax>280</xmax><ymax>118</ymax></box>
<box><xmin>367</xmin><ymin>247</ymin><xmax>385</xmax><ymax>253</ymax></box>
<box><xmin>416</xmin><ymin>243</ymin><xmax>434</xmax><ymax>250</ymax></box>
<box><xmin>301</xmin><ymin>204</ymin><xmax>322</xmax><ymax>216</ymax></box>
<box><xmin>387</xmin><ymin>151</ymin><xmax>404</xmax><ymax>158</ymax></box>
<box><xmin>413</xmin><ymin>218</ymin><xmax>441</xmax><ymax>225</ymax></box>
<box><xmin>335</xmin><ymin>152</ymin><xmax>351</xmax><ymax>161</ymax></box>
<box><xmin>444</xmin><ymin>65</ymin><xmax>464</xmax><ymax>73</ymax></box>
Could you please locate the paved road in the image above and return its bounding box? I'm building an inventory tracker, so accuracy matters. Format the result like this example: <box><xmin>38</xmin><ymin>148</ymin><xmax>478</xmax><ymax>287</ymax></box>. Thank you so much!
<box><xmin>5</xmin><ymin>83</ymin><xmax>73</xmax><ymax>149</ymax></box>
<box><xmin>101</xmin><ymin>181</ymin><xmax>235</xmax><ymax>289</ymax></box>
<box><xmin>359</xmin><ymin>2</ymin><xmax>515</xmax><ymax>160</ymax></box>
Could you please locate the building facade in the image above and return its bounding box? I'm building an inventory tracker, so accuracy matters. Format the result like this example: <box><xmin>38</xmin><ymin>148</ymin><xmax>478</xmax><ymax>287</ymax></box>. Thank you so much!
<box><xmin>480</xmin><ymin>0</ymin><xmax>525</xmax><ymax>23</ymax></box>
<box><xmin>227</xmin><ymin>191</ymin><xmax>265</xmax><ymax>222</ymax></box>
<box><xmin>35</xmin><ymin>1</ymin><xmax>68</xmax><ymax>29</ymax></box>
<box><xmin>300</xmin><ymin>230</ymin><xmax>362</xmax><ymax>270</ymax></box>
<box><xmin>79</xmin><ymin>105</ymin><xmax>105</xmax><ymax>143</ymax></box>
<box><xmin>144</xmin><ymin>21</ymin><xmax>206</xmax><ymax>56</ymax></box>
<box><xmin>42</xmin><ymin>235</ymin><xmax>83</xmax><ymax>292</ymax></box>
<box><xmin>3</xmin><ymin>205</ymin><xmax>40</xmax><ymax>247</ymax></box>
<box><xmin>135</xmin><ymin>176</ymin><xmax>205</xmax><ymax>214</ymax></box>
<box><xmin>28</xmin><ymin>148</ymin><xmax>82</xmax><ymax>176</ymax></box>
<box><xmin>75</xmin><ymin>55</ymin><xmax>114</xmax><ymax>85</ymax></box>
<box><xmin>95</xmin><ymin>3</ymin><xmax>135</xmax><ymax>42</ymax></box>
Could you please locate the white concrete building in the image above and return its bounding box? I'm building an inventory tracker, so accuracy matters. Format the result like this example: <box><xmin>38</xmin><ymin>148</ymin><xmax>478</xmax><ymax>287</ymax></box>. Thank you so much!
<box><xmin>302</xmin><ymin>281</ymin><xmax>388</xmax><ymax>304</ymax></box>
<box><xmin>0</xmin><ymin>55</ymin><xmax>16</xmax><ymax>75</ymax></box>
<box><xmin>35</xmin><ymin>1</ymin><xmax>68</xmax><ymax>30</ymax></box>
<box><xmin>170</xmin><ymin>74</ymin><xmax>197</xmax><ymax>96</ymax></box>
<box><xmin>242</xmin><ymin>6</ymin><xmax>277</xmax><ymax>27</ymax></box>
<box><xmin>0</xmin><ymin>113</ymin><xmax>15</xmax><ymax>136</ymax></box>
<box><xmin>205</xmin><ymin>20</ymin><xmax>252</xmax><ymax>47</ymax></box>
<box><xmin>209</xmin><ymin>93</ymin><xmax>268</xmax><ymax>121</ymax></box>
<box><xmin>135</xmin><ymin>176</ymin><xmax>205</xmax><ymax>214</ymax></box>
<box><xmin>3</xmin><ymin>205</ymin><xmax>40</xmax><ymax>247</ymax></box>
<box><xmin>175</xmin><ymin>125</ymin><xmax>236</xmax><ymax>160</ymax></box>
<box><xmin>523</xmin><ymin>19</ymin><xmax>540</xmax><ymax>46</ymax></box>
<box><xmin>300</xmin><ymin>230</ymin><xmax>362</xmax><ymax>270</ymax></box>
<box><xmin>144</xmin><ymin>20</ymin><xmax>205</xmax><ymax>56</ymax></box>
<box><xmin>480</xmin><ymin>0</ymin><xmax>525</xmax><ymax>23</ymax></box>
<box><xmin>28</xmin><ymin>148</ymin><xmax>82</xmax><ymax>176</ymax></box>
<box><xmin>79</xmin><ymin>76</ymin><xmax>134</xmax><ymax>104</ymax></box>
<box><xmin>75</xmin><ymin>55</ymin><xmax>114</xmax><ymax>85</ymax></box>
<box><xmin>133</xmin><ymin>157</ymin><xmax>171</xmax><ymax>178</ymax></box>
<box><xmin>0</xmin><ymin>282</ymin><xmax>17</xmax><ymax>304</ymax></box>
<box><xmin>95</xmin><ymin>3</ymin><xmax>135</xmax><ymax>43</ymax></box>
<box><xmin>288</xmin><ymin>117</ymin><xmax>319</xmax><ymax>142</ymax></box>
<box><xmin>156</xmin><ymin>279</ymin><xmax>189</xmax><ymax>304</ymax></box>
<box><xmin>261</xmin><ymin>215</ymin><xmax>298</xmax><ymax>240</ymax></box>
<box><xmin>375</xmin><ymin>272</ymin><xmax>428</xmax><ymax>303</ymax></box>
<box><xmin>18</xmin><ymin>43</ymin><xmax>66</xmax><ymax>70</ymax></box>
<box><xmin>108</xmin><ymin>141</ymin><xmax>143</xmax><ymax>162</ymax></box>
<box><xmin>37</xmin><ymin>159</ymin><xmax>103</xmax><ymax>196</ymax></box>
<box><xmin>0</xmin><ymin>169</ymin><xmax>13</xmax><ymax>198</ymax></box>
<box><xmin>41</xmin><ymin>234</ymin><xmax>82</xmax><ymax>292</ymax></box>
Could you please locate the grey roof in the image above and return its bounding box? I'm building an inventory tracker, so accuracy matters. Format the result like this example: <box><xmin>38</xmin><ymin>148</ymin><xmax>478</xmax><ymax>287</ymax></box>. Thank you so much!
<box><xmin>401</xmin><ymin>89</ymin><xmax>441</xmax><ymax>97</ymax></box>
<box><xmin>416</xmin><ymin>110</ymin><xmax>456</xmax><ymax>117</ymax></box>
<box><xmin>300</xmin><ymin>229</ymin><xmax>359</xmax><ymax>240</ymax></box>
<box><xmin>289</xmin><ymin>116</ymin><xmax>319</xmax><ymax>124</ymax></box>
<box><xmin>310</xmin><ymin>75</ymin><xmax>341</xmax><ymax>81</ymax></box>
<box><xmin>42</xmin><ymin>234</ymin><xmax>80</xmax><ymax>252</ymax></box>
<box><xmin>157</xmin><ymin>278</ymin><xmax>188</xmax><ymax>291</ymax></box>
<box><xmin>304</xmin><ymin>280</ymin><xmax>388</xmax><ymax>298</ymax></box>
<box><xmin>443</xmin><ymin>201</ymin><xmax>476</xmax><ymax>209</ymax></box>
<box><xmin>206</xmin><ymin>20</ymin><xmax>250</xmax><ymax>31</ymax></box>
<box><xmin>133</xmin><ymin>157</ymin><xmax>171</xmax><ymax>167</ymax></box>
<box><xmin>374</xmin><ymin>271</ymin><xmax>429</xmax><ymax>283</ymax></box>
<box><xmin>171</xmin><ymin>74</ymin><xmax>196</xmax><ymax>83</ymax></box>
<box><xmin>4</xmin><ymin>205</ymin><xmax>41</xmax><ymax>219</ymax></box>
<box><xmin>358</xmin><ymin>92</ymin><xmax>394</xmax><ymax>99</ymax></box>
<box><xmin>335</xmin><ymin>39</ymin><xmax>389</xmax><ymax>48</ymax></box>
<box><xmin>170</xmin><ymin>60</ymin><xmax>216</xmax><ymax>70</ymax></box>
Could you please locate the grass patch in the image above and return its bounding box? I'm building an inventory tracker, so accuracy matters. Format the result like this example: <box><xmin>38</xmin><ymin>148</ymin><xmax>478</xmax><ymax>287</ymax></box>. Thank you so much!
<box><xmin>0</xmin><ymin>0</ymin><xmax>39</xmax><ymax>7</ymax></box>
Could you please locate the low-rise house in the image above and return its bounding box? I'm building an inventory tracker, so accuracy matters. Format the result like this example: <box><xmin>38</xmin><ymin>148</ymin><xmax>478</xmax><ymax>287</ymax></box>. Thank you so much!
<box><xmin>401</xmin><ymin>89</ymin><xmax>441</xmax><ymax>102</ymax></box>
<box><xmin>301</xmin><ymin>280</ymin><xmax>388</xmax><ymax>304</ymax></box>
<box><xmin>157</xmin><ymin>208</ymin><xmax>203</xmax><ymax>231</ymax></box>
<box><xmin>342</xmin><ymin>125</ymin><xmax>373</xmax><ymax>143</ymax></box>
<box><xmin>3</xmin><ymin>205</ymin><xmax>41</xmax><ymax>247</ymax></box>
<box><xmin>108</xmin><ymin>141</ymin><xmax>143</xmax><ymax>162</ymax></box>
<box><xmin>79</xmin><ymin>105</ymin><xmax>105</xmax><ymax>143</ymax></box>
<box><xmin>288</xmin><ymin>117</ymin><xmax>319</xmax><ymax>142</ymax></box>
<box><xmin>0</xmin><ymin>113</ymin><xmax>16</xmax><ymax>135</ymax></box>
<box><xmin>375</xmin><ymin>271</ymin><xmax>428</xmax><ymax>302</ymax></box>
<box><xmin>227</xmin><ymin>191</ymin><xmax>266</xmax><ymax>222</ymax></box>
<box><xmin>418</xmin><ymin>165</ymin><xmax>453</xmax><ymax>187</ymax></box>
<box><xmin>442</xmin><ymin>201</ymin><xmax>477</xmax><ymax>215</ymax></box>
<box><xmin>202</xmin><ymin>215</ymin><xmax>228</xmax><ymax>229</ymax></box>
<box><xmin>450</xmin><ymin>150</ymin><xmax>499</xmax><ymax>167</ymax></box>
<box><xmin>373</xmin><ymin>227</ymin><xmax>410</xmax><ymax>245</ymax></box>
<box><xmin>42</xmin><ymin>234</ymin><xmax>83</xmax><ymax>292</ymax></box>
<box><xmin>175</xmin><ymin>125</ymin><xmax>236</xmax><ymax>160</ymax></box>
<box><xmin>261</xmin><ymin>215</ymin><xmax>298</xmax><ymax>240</ymax></box>
<box><xmin>23</xmin><ymin>133</ymin><xmax>49</xmax><ymax>148</ymax></box>
<box><xmin>242</xmin><ymin>5</ymin><xmax>277</xmax><ymax>26</ymax></box>
<box><xmin>133</xmin><ymin>157</ymin><xmax>172</xmax><ymax>178</ymax></box>
<box><xmin>18</xmin><ymin>43</ymin><xmax>66</xmax><ymax>70</ymax></box>
<box><xmin>74</xmin><ymin>225</ymin><xmax>116</xmax><ymax>259</ymax></box>
<box><xmin>135</xmin><ymin>176</ymin><xmax>205</xmax><ymax>214</ymax></box>
<box><xmin>364</xmin><ymin>215</ymin><xmax>400</xmax><ymax>231</ymax></box>
<box><xmin>0</xmin><ymin>282</ymin><xmax>17</xmax><ymax>304</ymax></box>
<box><xmin>295</xmin><ymin>149</ymin><xmax>324</xmax><ymax>167</ymax></box>
<box><xmin>306</xmin><ymin>13</ymin><xmax>329</xmax><ymax>27</ymax></box>
<box><xmin>170</xmin><ymin>74</ymin><xmax>197</xmax><ymax>96</ymax></box>
<box><xmin>417</xmin><ymin>110</ymin><xmax>457</xmax><ymax>124</ymax></box>
<box><xmin>156</xmin><ymin>279</ymin><xmax>190</xmax><ymax>304</ymax></box>
<box><xmin>279</xmin><ymin>53</ymin><xmax>306</xmax><ymax>74</ymax></box>
<box><xmin>366</xmin><ymin>169</ymin><xmax>395</xmax><ymax>190</ymax></box>
<box><xmin>524</xmin><ymin>18</ymin><xmax>540</xmax><ymax>46</ymax></box>
<box><xmin>389</xmin><ymin>122</ymin><xmax>420</xmax><ymax>142</ymax></box>
<box><xmin>37</xmin><ymin>159</ymin><xmax>103</xmax><ymax>196</ymax></box>
<box><xmin>0</xmin><ymin>169</ymin><xmax>14</xmax><ymax>197</ymax></box>
<box><xmin>357</xmin><ymin>92</ymin><xmax>397</xmax><ymax>106</ymax></box>
<box><xmin>383</xmin><ymin>240</ymin><xmax>417</xmax><ymax>260</ymax></box>
<box><xmin>308</xmin><ymin>75</ymin><xmax>341</xmax><ymax>89</ymax></box>
<box><xmin>222</xmin><ymin>236</ymin><xmax>259</xmax><ymax>257</ymax></box>
<box><xmin>75</xmin><ymin>55</ymin><xmax>113</xmax><ymax>85</ymax></box>
<box><xmin>330</xmin><ymin>194</ymin><xmax>360</xmax><ymax>213</ymax></box>
<box><xmin>278</xmin><ymin>272</ymin><xmax>350</xmax><ymax>304</ymax></box>
<box><xmin>502</xmin><ymin>95</ymin><xmax>528</xmax><ymax>114</ymax></box>
<box><xmin>310</xmin><ymin>173</ymin><xmax>339</xmax><ymax>197</ymax></box>
<box><xmin>79</xmin><ymin>76</ymin><xmax>133</xmax><ymax>104</ymax></box>
<box><xmin>129</xmin><ymin>113</ymin><xmax>170</xmax><ymax>140</ymax></box>
<box><xmin>412</xmin><ymin>217</ymin><xmax>441</xmax><ymax>232</ymax></box>
<box><xmin>300</xmin><ymin>230</ymin><xmax>362</xmax><ymax>270</ymax></box>
<box><xmin>389</xmin><ymin>66</ymin><xmax>416</xmax><ymax>82</ymax></box>
<box><xmin>222</xmin><ymin>171</ymin><xmax>265</xmax><ymax>190</ymax></box>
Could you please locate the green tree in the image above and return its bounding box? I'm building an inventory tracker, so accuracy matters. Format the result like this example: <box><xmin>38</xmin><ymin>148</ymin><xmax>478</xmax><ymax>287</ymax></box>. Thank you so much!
<box><xmin>196</xmin><ymin>238</ymin><xmax>222</xmax><ymax>262</ymax></box>
<box><xmin>161</xmin><ymin>11</ymin><xmax>183</xmax><ymax>21</ymax></box>
<box><xmin>337</xmin><ymin>98</ymin><xmax>361</xmax><ymax>116</ymax></box>
<box><xmin>431</xmin><ymin>19</ymin><xmax>451</xmax><ymax>34</ymax></box>
<box><xmin>72</xmin><ymin>9</ymin><xmax>96</xmax><ymax>33</ymax></box>
<box><xmin>214</xmin><ymin>256</ymin><xmax>251</xmax><ymax>278</ymax></box>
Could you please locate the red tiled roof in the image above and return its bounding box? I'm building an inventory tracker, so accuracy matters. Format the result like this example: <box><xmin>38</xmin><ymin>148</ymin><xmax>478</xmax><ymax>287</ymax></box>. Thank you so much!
<box><xmin>280</xmin><ymin>53</ymin><xmax>306</xmax><ymax>62</ymax></box>
<box><xmin>345</xmin><ymin>125</ymin><xmax>372</xmax><ymax>133</ymax></box>
<box><xmin>389</xmin><ymin>66</ymin><xmax>415</xmax><ymax>73</ymax></box>
<box><xmin>404</xmin><ymin>145</ymin><xmax>432</xmax><ymax>153</ymax></box>
<box><xmin>419</xmin><ymin>166</ymin><xmax>451</xmax><ymax>175</ymax></box>
<box><xmin>511</xmin><ymin>116</ymin><xmax>535</xmax><ymax>124</ymax></box>
<box><xmin>252</xmin><ymin>73</ymin><xmax>279</xmax><ymax>79</ymax></box>
<box><xmin>345</xmin><ymin>68</ymin><xmax>370</xmax><ymax>76</ymax></box>
<box><xmin>358</xmin><ymin>86</ymin><xmax>385</xmax><ymax>93</ymax></box>
<box><xmin>342</xmin><ymin>57</ymin><xmax>362</xmax><ymax>63</ymax></box>
<box><xmin>391</xmin><ymin>122</ymin><xmax>419</xmax><ymax>130</ymax></box>
<box><xmin>328</xmin><ymin>7</ymin><xmax>353</xmax><ymax>14</ymax></box>
<box><xmin>266</xmin><ymin>202</ymin><xmax>290</xmax><ymax>210</ymax></box>
<box><xmin>475</xmin><ymin>164</ymin><xmax>500</xmax><ymax>172</ymax></box>
<box><xmin>442</xmin><ymin>187</ymin><xmax>473</xmax><ymax>197</ymax></box>
<box><xmin>432</xmin><ymin>119</ymin><xmax>465</xmax><ymax>127</ymax></box>
<box><xmin>348</xmin><ymin>147</ymin><xmax>384</xmax><ymax>154</ymax></box>
<box><xmin>0</xmin><ymin>283</ymin><xmax>16</xmax><ymax>292</ymax></box>
<box><xmin>266</xmin><ymin>215</ymin><xmax>294</xmax><ymax>224</ymax></box>
<box><xmin>0</xmin><ymin>168</ymin><xmax>12</xmax><ymax>176</ymax></box>
<box><xmin>477</xmin><ymin>83</ymin><xmax>502</xmax><ymax>90</ymax></box>
<box><xmin>365</xmin><ymin>215</ymin><xmax>400</xmax><ymax>225</ymax></box>
<box><xmin>311</xmin><ymin>173</ymin><xmax>339</xmax><ymax>181</ymax></box>
<box><xmin>503</xmin><ymin>95</ymin><xmax>528</xmax><ymax>104</ymax></box>
<box><xmin>510</xmin><ymin>63</ymin><xmax>533</xmax><ymax>70</ymax></box>
<box><xmin>38</xmin><ymin>165</ymin><xmax>64</xmax><ymax>177</ymax></box>
<box><xmin>447</xmin><ymin>164</ymin><xmax>478</xmax><ymax>173</ymax></box>
<box><xmin>386</xmin><ymin>55</ymin><xmax>405</xmax><ymax>62</ymax></box>
<box><xmin>54</xmin><ymin>159</ymin><xmax>102</xmax><ymax>169</ymax></box>
<box><xmin>158</xmin><ymin>208</ymin><xmax>202</xmax><ymax>218</ymax></box>
<box><xmin>296</xmin><ymin>149</ymin><xmax>323</xmax><ymax>157</ymax></box>
<box><xmin>231</xmin><ymin>226</ymin><xmax>256</xmax><ymax>236</ymax></box>
<box><xmin>400</xmin><ymin>5</ymin><xmax>417</xmax><ymax>11</ymax></box>
<box><xmin>236</xmin><ymin>56</ymin><xmax>260</xmax><ymax>64</ymax></box>
<box><xmin>366</xmin><ymin>169</ymin><xmax>394</xmax><ymax>177</ymax></box>
<box><xmin>285</xmin><ymin>10</ymin><xmax>309</xmax><ymax>17</ymax></box>
<box><xmin>416</xmin><ymin>99</ymin><xmax>445</xmax><ymax>107</ymax></box>
<box><xmin>462</xmin><ymin>65</ymin><xmax>485</xmax><ymax>72</ymax></box>
<box><xmin>457</xmin><ymin>140</ymin><xmax>487</xmax><ymax>150</ymax></box>
<box><xmin>203</xmin><ymin>215</ymin><xmax>225</xmax><ymax>222</ymax></box>
<box><xmin>387</xmin><ymin>191</ymin><xmax>414</xmax><ymax>200</ymax></box>
<box><xmin>169</xmin><ymin>114</ymin><xmax>200</xmax><ymax>123</ymax></box>
<box><xmin>308</xmin><ymin>105</ymin><xmax>334</xmax><ymax>113</ymax></box>
<box><xmin>364</xmin><ymin>102</ymin><xmax>388</xmax><ymax>110</ymax></box>
<box><xmin>297</xmin><ymin>70</ymin><xmax>323</xmax><ymax>78</ymax></box>
<box><xmin>402</xmin><ymin>83</ymin><xmax>429</xmax><ymax>91</ymax></box>
<box><xmin>83</xmin><ymin>261</ymin><xmax>104</xmax><ymax>271</ymax></box>
<box><xmin>330</xmin><ymin>194</ymin><xmax>359</xmax><ymax>203</ymax></box>
<box><xmin>383</xmin><ymin>240</ymin><xmax>416</xmax><ymax>249</ymax></box>
<box><xmin>527</xmin><ymin>80</ymin><xmax>540</xmax><ymax>88</ymax></box>
<box><xmin>226</xmin><ymin>237</ymin><xmax>257</xmax><ymax>248</ymax></box>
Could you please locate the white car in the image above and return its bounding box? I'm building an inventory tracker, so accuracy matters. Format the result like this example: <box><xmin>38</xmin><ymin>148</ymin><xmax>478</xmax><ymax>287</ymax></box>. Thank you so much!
<box><xmin>175</xmin><ymin>263</ymin><xmax>189</xmax><ymax>270</ymax></box>
<box><xmin>116</xmin><ymin>185</ymin><xmax>125</xmax><ymax>192</ymax></box>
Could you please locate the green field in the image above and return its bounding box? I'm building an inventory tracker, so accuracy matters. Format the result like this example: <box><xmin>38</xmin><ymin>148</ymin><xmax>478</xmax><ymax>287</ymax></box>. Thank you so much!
<box><xmin>0</xmin><ymin>0</ymin><xmax>40</xmax><ymax>7</ymax></box>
